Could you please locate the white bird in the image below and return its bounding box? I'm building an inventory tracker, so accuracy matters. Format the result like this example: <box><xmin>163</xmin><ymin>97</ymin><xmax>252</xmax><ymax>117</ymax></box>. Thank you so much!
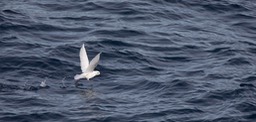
<box><xmin>74</xmin><ymin>44</ymin><xmax>101</xmax><ymax>81</ymax></box>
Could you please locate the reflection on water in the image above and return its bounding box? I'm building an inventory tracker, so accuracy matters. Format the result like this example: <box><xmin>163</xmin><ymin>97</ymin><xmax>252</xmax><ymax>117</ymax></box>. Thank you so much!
<box><xmin>80</xmin><ymin>87</ymin><xmax>97</xmax><ymax>99</ymax></box>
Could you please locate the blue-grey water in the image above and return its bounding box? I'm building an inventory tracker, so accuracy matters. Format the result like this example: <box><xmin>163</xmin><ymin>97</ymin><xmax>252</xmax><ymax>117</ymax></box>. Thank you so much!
<box><xmin>1</xmin><ymin>0</ymin><xmax>256</xmax><ymax>122</ymax></box>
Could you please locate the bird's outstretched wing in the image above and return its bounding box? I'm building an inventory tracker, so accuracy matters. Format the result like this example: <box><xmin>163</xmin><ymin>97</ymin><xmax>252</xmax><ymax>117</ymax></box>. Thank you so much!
<box><xmin>86</xmin><ymin>52</ymin><xmax>101</xmax><ymax>72</ymax></box>
<box><xmin>80</xmin><ymin>44</ymin><xmax>89</xmax><ymax>73</ymax></box>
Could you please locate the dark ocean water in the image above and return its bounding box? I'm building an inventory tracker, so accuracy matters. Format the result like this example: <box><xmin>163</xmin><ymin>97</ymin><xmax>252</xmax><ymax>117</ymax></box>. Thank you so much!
<box><xmin>1</xmin><ymin>0</ymin><xmax>256</xmax><ymax>122</ymax></box>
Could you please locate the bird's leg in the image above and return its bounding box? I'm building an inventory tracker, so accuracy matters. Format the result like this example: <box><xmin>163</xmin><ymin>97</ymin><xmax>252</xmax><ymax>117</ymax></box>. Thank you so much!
<box><xmin>75</xmin><ymin>80</ymin><xmax>83</xmax><ymax>87</ymax></box>
<box><xmin>88</xmin><ymin>82</ymin><xmax>93</xmax><ymax>90</ymax></box>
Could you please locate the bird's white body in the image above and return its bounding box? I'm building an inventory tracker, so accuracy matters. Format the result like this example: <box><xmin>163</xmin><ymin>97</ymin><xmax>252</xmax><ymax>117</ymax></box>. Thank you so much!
<box><xmin>74</xmin><ymin>44</ymin><xmax>101</xmax><ymax>81</ymax></box>
<box><xmin>74</xmin><ymin>71</ymin><xmax>100</xmax><ymax>80</ymax></box>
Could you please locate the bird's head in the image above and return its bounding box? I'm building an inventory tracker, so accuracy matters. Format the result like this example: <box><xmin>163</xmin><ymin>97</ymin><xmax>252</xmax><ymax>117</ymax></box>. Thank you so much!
<box><xmin>95</xmin><ymin>71</ymin><xmax>100</xmax><ymax>76</ymax></box>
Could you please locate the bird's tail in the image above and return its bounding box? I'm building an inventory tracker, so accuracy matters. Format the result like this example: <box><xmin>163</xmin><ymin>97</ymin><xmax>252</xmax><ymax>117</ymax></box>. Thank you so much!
<box><xmin>74</xmin><ymin>74</ymin><xmax>81</xmax><ymax>80</ymax></box>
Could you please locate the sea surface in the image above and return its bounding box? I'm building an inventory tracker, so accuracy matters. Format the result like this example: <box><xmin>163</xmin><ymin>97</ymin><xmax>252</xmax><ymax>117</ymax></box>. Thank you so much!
<box><xmin>1</xmin><ymin>0</ymin><xmax>256</xmax><ymax>122</ymax></box>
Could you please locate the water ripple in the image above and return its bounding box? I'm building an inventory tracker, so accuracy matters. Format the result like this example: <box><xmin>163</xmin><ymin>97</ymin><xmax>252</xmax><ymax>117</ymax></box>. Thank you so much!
<box><xmin>1</xmin><ymin>0</ymin><xmax>256</xmax><ymax>121</ymax></box>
